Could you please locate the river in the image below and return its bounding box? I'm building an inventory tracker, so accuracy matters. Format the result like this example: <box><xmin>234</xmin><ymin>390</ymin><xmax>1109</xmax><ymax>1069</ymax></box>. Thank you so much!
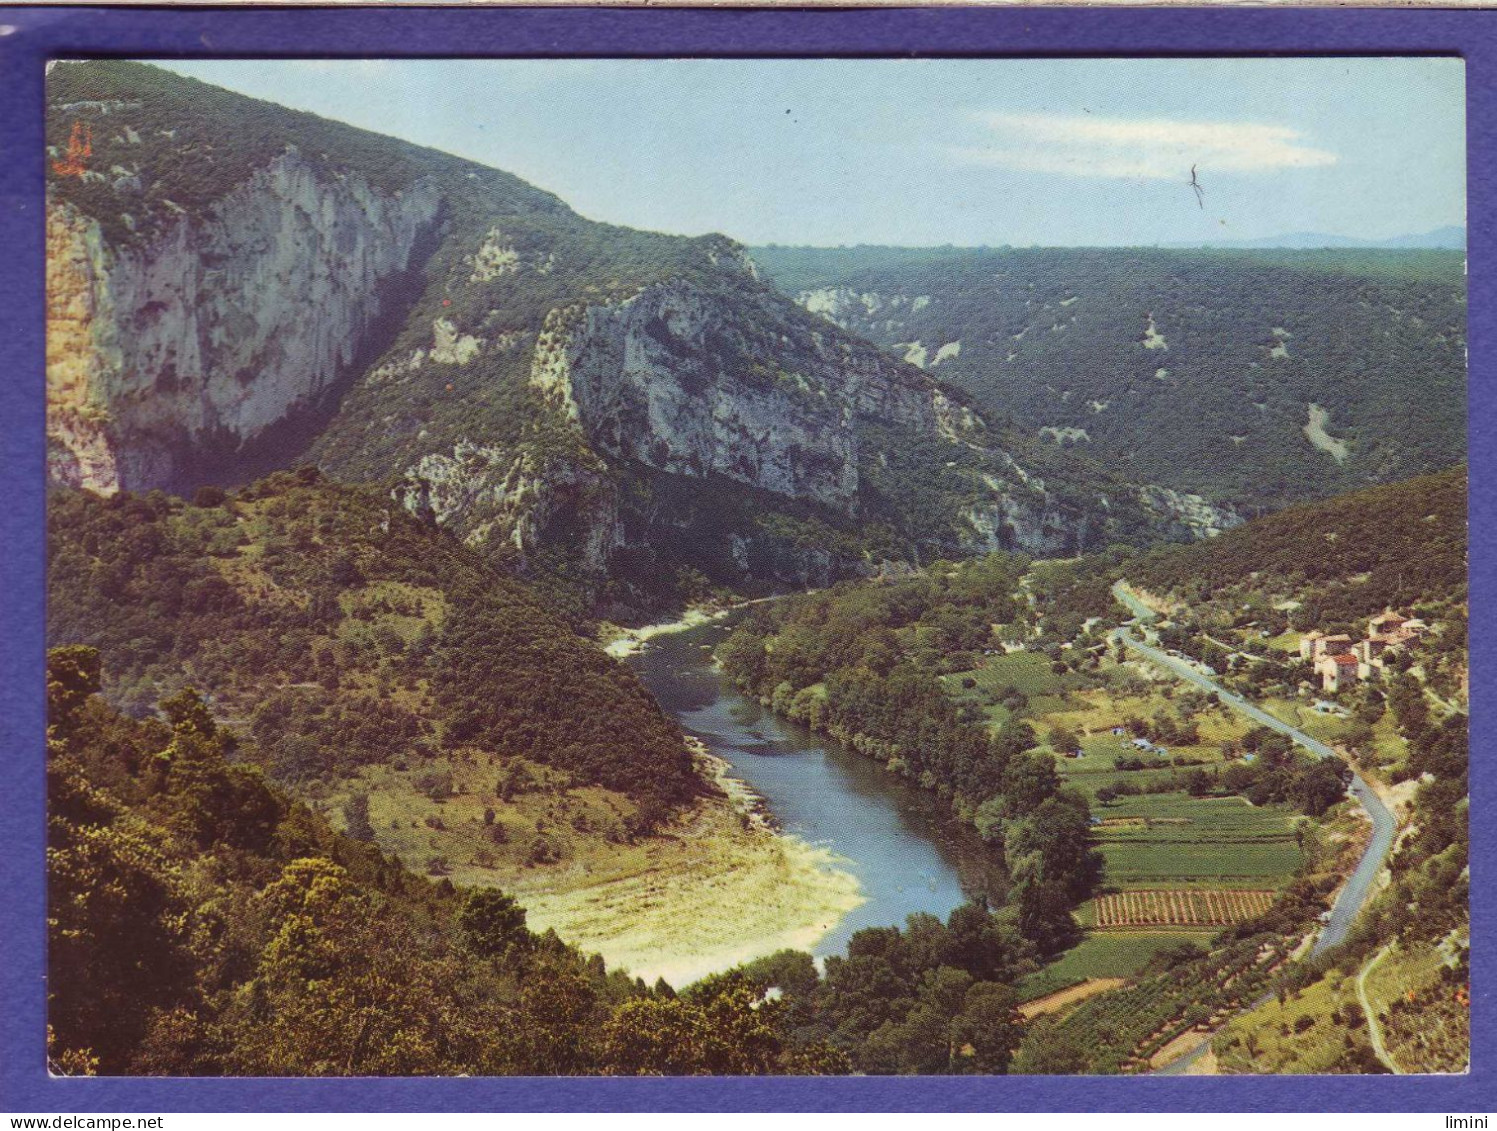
<box><xmin>626</xmin><ymin>617</ymin><xmax>1004</xmax><ymax>959</ymax></box>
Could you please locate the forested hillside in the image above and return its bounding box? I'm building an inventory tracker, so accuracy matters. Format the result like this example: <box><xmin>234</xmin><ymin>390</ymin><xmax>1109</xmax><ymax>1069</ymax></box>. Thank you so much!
<box><xmin>47</xmin><ymin>471</ymin><xmax>697</xmax><ymax>824</ymax></box>
<box><xmin>753</xmin><ymin>245</ymin><xmax>1466</xmax><ymax>512</ymax></box>
<box><xmin>45</xmin><ymin>646</ymin><xmax>854</xmax><ymax>1076</ymax></box>
<box><xmin>1131</xmin><ymin>466</ymin><xmax>1467</xmax><ymax>624</ymax></box>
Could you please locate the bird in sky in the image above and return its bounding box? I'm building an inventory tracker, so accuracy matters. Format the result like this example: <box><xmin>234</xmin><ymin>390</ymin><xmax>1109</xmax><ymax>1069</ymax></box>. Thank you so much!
<box><xmin>1189</xmin><ymin>165</ymin><xmax>1205</xmax><ymax>210</ymax></box>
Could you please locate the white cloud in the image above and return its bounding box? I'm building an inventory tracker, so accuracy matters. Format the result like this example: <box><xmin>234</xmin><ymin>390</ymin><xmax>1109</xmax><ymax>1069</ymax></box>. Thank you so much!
<box><xmin>952</xmin><ymin>111</ymin><xmax>1338</xmax><ymax>180</ymax></box>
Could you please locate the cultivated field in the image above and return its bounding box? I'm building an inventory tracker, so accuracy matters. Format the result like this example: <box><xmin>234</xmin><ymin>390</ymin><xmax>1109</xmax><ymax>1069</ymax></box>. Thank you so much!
<box><xmin>1016</xmin><ymin>929</ymin><xmax>1217</xmax><ymax>1003</ymax></box>
<box><xmin>1090</xmin><ymin>793</ymin><xmax>1305</xmax><ymax>889</ymax></box>
<box><xmin>1019</xmin><ymin>978</ymin><xmax>1128</xmax><ymax>1018</ymax></box>
<box><xmin>1094</xmin><ymin>889</ymin><xmax>1276</xmax><ymax>928</ymax></box>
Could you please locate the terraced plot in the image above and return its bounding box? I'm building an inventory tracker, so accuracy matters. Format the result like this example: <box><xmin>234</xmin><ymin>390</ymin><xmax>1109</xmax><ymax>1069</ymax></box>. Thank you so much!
<box><xmin>1095</xmin><ymin>889</ymin><xmax>1276</xmax><ymax>928</ymax></box>
<box><xmin>1090</xmin><ymin>793</ymin><xmax>1304</xmax><ymax>888</ymax></box>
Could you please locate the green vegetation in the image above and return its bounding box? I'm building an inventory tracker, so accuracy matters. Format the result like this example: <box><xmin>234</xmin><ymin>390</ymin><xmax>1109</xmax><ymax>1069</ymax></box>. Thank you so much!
<box><xmin>1087</xmin><ymin>794</ymin><xmax>1304</xmax><ymax>889</ymax></box>
<box><xmin>45</xmin><ymin>646</ymin><xmax>850</xmax><ymax>1076</ymax></box>
<box><xmin>1217</xmin><ymin>961</ymin><xmax>1387</xmax><ymax>1074</ymax></box>
<box><xmin>46</xmin><ymin>471</ymin><xmax>696</xmax><ymax>821</ymax></box>
<box><xmin>720</xmin><ymin>462</ymin><xmax>1468</xmax><ymax>1073</ymax></box>
<box><xmin>1132</xmin><ymin>466</ymin><xmax>1467</xmax><ymax>625</ymax></box>
<box><xmin>718</xmin><ymin>554</ymin><xmax>1106</xmax><ymax>955</ymax></box>
<box><xmin>1364</xmin><ymin>937</ymin><xmax>1470</xmax><ymax>1073</ymax></box>
<box><xmin>1017</xmin><ymin>930</ymin><xmax>1299</xmax><ymax>1074</ymax></box>
<box><xmin>697</xmin><ymin>905</ymin><xmax>1041</xmax><ymax>1075</ymax></box>
<box><xmin>753</xmin><ymin>244</ymin><xmax>1465</xmax><ymax>512</ymax></box>
<box><xmin>1121</xmin><ymin>471</ymin><xmax>1468</xmax><ymax>1073</ymax></box>
<box><xmin>1016</xmin><ymin>931</ymin><xmax>1216</xmax><ymax>1002</ymax></box>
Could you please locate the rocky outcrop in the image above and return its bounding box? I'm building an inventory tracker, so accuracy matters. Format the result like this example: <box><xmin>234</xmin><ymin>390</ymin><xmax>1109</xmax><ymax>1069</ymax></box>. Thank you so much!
<box><xmin>963</xmin><ymin>494</ymin><xmax>1076</xmax><ymax>557</ymax></box>
<box><xmin>394</xmin><ymin>441</ymin><xmax>622</xmax><ymax>574</ymax></box>
<box><xmin>1135</xmin><ymin>485</ymin><xmax>1243</xmax><ymax>539</ymax></box>
<box><xmin>47</xmin><ymin>148</ymin><xmax>441</xmax><ymax>492</ymax></box>
<box><xmin>798</xmin><ymin>286</ymin><xmax>926</xmax><ymax>340</ymax></box>
<box><xmin>528</xmin><ymin>280</ymin><xmax>982</xmax><ymax>512</ymax></box>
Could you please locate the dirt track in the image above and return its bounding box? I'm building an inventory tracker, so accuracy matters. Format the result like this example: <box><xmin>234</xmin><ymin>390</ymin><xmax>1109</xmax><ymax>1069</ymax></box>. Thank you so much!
<box><xmin>1019</xmin><ymin>978</ymin><xmax>1129</xmax><ymax>1019</ymax></box>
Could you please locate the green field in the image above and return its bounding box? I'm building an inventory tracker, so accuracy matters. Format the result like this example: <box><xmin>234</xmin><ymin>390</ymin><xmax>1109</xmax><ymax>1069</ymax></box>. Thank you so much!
<box><xmin>1261</xmin><ymin>696</ymin><xmax>1409</xmax><ymax>769</ymax></box>
<box><xmin>1017</xmin><ymin>930</ymin><xmax>1217</xmax><ymax>1002</ymax></box>
<box><xmin>940</xmin><ymin>651</ymin><xmax>1084</xmax><ymax>726</ymax></box>
<box><xmin>970</xmin><ymin>651</ymin><xmax>1080</xmax><ymax>695</ymax></box>
<box><xmin>1062</xmin><ymin>767</ymin><xmax>1183</xmax><ymax>800</ymax></box>
<box><xmin>1097</xmin><ymin>793</ymin><xmax>1303</xmax><ymax>837</ymax></box>
<box><xmin>1092</xmin><ymin>793</ymin><xmax>1304</xmax><ymax>889</ymax></box>
<box><xmin>944</xmin><ymin>647</ymin><xmax>1311</xmax><ymax>999</ymax></box>
<box><xmin>1096</xmin><ymin>840</ymin><xmax>1304</xmax><ymax>888</ymax></box>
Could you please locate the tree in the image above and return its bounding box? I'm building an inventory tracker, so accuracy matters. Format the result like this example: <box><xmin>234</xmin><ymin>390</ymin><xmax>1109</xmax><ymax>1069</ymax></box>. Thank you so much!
<box><xmin>951</xmin><ymin>982</ymin><xmax>1024</xmax><ymax>1074</ymax></box>
<box><xmin>599</xmin><ymin>973</ymin><xmax>786</xmax><ymax>1075</ymax></box>
<box><xmin>342</xmin><ymin>792</ymin><xmax>375</xmax><ymax>842</ymax></box>
<box><xmin>1289</xmin><ymin>759</ymin><xmax>1351</xmax><ymax>817</ymax></box>
<box><xmin>47</xmin><ymin>759</ymin><xmax>196</xmax><ymax>1073</ymax></box>
<box><xmin>46</xmin><ymin>645</ymin><xmax>101</xmax><ymax>740</ymax></box>
<box><xmin>457</xmin><ymin>889</ymin><xmax>530</xmax><ymax>958</ymax></box>
<box><xmin>1013</xmin><ymin>1025</ymin><xmax>1089</xmax><ymax>1074</ymax></box>
<box><xmin>1000</xmin><ymin>751</ymin><xmax>1059</xmax><ymax>818</ymax></box>
<box><xmin>1048</xmin><ymin>724</ymin><xmax>1080</xmax><ymax>754</ymax></box>
<box><xmin>1015</xmin><ymin>878</ymin><xmax>1080</xmax><ymax>954</ymax></box>
<box><xmin>1387</xmin><ymin>672</ymin><xmax>1431</xmax><ymax>744</ymax></box>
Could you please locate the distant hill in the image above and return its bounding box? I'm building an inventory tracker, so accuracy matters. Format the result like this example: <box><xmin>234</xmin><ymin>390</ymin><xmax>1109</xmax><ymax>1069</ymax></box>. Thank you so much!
<box><xmin>752</xmin><ymin>244</ymin><xmax>1466</xmax><ymax>513</ymax></box>
<box><xmin>1164</xmin><ymin>226</ymin><xmax>1466</xmax><ymax>251</ymax></box>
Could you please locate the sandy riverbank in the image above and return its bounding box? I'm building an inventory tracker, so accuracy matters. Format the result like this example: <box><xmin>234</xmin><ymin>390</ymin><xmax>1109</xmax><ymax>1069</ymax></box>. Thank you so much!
<box><xmin>509</xmin><ymin>742</ymin><xmax>865</xmax><ymax>988</ymax></box>
<box><xmin>602</xmin><ymin>608</ymin><xmax>726</xmax><ymax>658</ymax></box>
<box><xmin>601</xmin><ymin>597</ymin><xmax>784</xmax><ymax>659</ymax></box>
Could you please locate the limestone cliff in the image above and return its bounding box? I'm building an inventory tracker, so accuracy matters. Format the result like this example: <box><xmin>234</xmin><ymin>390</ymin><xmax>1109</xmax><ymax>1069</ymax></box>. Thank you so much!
<box><xmin>526</xmin><ymin>279</ymin><xmax>985</xmax><ymax>512</ymax></box>
<box><xmin>1135</xmin><ymin>485</ymin><xmax>1243</xmax><ymax>540</ymax></box>
<box><xmin>386</xmin><ymin>269</ymin><xmax>1101</xmax><ymax>578</ymax></box>
<box><xmin>393</xmin><ymin>440</ymin><xmax>623</xmax><ymax>575</ymax></box>
<box><xmin>47</xmin><ymin>149</ymin><xmax>440</xmax><ymax>492</ymax></box>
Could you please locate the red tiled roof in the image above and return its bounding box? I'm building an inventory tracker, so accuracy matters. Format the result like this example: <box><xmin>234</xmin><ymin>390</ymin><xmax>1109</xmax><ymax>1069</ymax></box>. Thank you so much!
<box><xmin>1329</xmin><ymin>653</ymin><xmax>1357</xmax><ymax>665</ymax></box>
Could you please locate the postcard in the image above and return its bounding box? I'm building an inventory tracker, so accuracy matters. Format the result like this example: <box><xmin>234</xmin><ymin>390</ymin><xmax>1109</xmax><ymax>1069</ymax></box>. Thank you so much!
<box><xmin>31</xmin><ymin>47</ymin><xmax>1470</xmax><ymax>1091</ymax></box>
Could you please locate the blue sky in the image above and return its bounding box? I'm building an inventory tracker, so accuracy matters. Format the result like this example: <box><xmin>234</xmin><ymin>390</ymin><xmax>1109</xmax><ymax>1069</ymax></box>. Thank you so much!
<box><xmin>156</xmin><ymin>58</ymin><xmax>1465</xmax><ymax>248</ymax></box>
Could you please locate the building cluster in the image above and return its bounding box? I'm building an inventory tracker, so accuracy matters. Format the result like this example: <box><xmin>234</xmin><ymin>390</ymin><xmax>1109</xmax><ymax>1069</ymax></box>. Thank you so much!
<box><xmin>1299</xmin><ymin>609</ymin><xmax>1428</xmax><ymax>692</ymax></box>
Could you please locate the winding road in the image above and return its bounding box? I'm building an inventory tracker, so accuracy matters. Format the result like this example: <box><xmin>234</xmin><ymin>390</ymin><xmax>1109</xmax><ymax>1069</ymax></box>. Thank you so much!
<box><xmin>1109</xmin><ymin>582</ymin><xmax>1399</xmax><ymax>1072</ymax></box>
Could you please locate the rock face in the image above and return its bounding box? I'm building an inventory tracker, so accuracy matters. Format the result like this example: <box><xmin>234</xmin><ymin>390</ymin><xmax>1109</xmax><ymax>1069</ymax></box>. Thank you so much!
<box><xmin>393</xmin><ymin>441</ymin><xmax>622</xmax><ymax>575</ymax></box>
<box><xmin>527</xmin><ymin>279</ymin><xmax>982</xmax><ymax>512</ymax></box>
<box><xmin>1135</xmin><ymin>485</ymin><xmax>1243</xmax><ymax>539</ymax></box>
<box><xmin>47</xmin><ymin>149</ymin><xmax>441</xmax><ymax>492</ymax></box>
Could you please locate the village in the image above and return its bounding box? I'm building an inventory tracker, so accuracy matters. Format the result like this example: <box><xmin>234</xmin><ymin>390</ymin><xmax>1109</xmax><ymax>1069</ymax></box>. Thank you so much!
<box><xmin>1298</xmin><ymin>609</ymin><xmax>1428</xmax><ymax>692</ymax></box>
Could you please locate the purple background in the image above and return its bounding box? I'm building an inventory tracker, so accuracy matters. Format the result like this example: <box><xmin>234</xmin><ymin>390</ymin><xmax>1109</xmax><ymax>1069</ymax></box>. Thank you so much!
<box><xmin>0</xmin><ymin>4</ymin><xmax>1490</xmax><ymax>1112</ymax></box>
